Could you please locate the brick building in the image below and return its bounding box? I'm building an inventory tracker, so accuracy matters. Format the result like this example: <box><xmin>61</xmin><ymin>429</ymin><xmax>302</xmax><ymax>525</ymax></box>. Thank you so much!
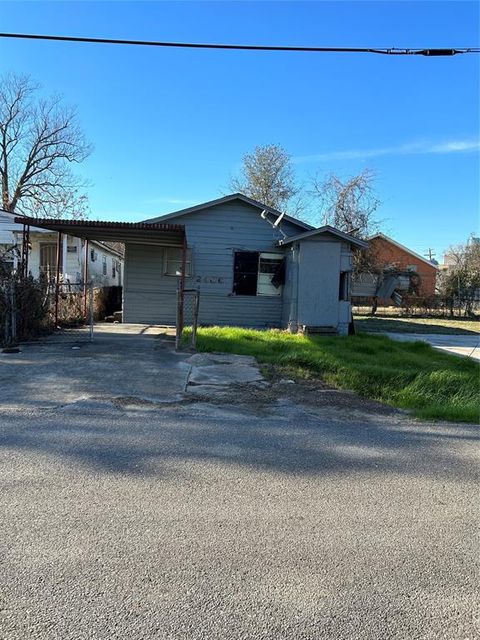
<box><xmin>369</xmin><ymin>233</ymin><xmax>438</xmax><ymax>297</ymax></box>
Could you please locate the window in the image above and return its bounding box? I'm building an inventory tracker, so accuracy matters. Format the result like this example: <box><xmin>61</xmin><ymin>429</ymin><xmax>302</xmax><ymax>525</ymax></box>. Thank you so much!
<box><xmin>233</xmin><ymin>251</ymin><xmax>258</xmax><ymax>295</ymax></box>
<box><xmin>257</xmin><ymin>253</ymin><xmax>284</xmax><ymax>296</ymax></box>
<box><xmin>407</xmin><ymin>264</ymin><xmax>418</xmax><ymax>272</ymax></box>
<box><xmin>40</xmin><ymin>243</ymin><xmax>59</xmax><ymax>276</ymax></box>
<box><xmin>90</xmin><ymin>249</ymin><xmax>97</xmax><ymax>262</ymax></box>
<box><xmin>232</xmin><ymin>251</ymin><xmax>285</xmax><ymax>296</ymax></box>
<box><xmin>102</xmin><ymin>256</ymin><xmax>107</xmax><ymax>275</ymax></box>
<box><xmin>339</xmin><ymin>272</ymin><xmax>350</xmax><ymax>301</ymax></box>
<box><xmin>0</xmin><ymin>245</ymin><xmax>14</xmax><ymax>274</ymax></box>
<box><xmin>164</xmin><ymin>248</ymin><xmax>192</xmax><ymax>277</ymax></box>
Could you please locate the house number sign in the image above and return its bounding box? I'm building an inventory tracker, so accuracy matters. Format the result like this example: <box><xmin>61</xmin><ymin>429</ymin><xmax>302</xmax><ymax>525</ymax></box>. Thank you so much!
<box><xmin>195</xmin><ymin>276</ymin><xmax>224</xmax><ymax>284</ymax></box>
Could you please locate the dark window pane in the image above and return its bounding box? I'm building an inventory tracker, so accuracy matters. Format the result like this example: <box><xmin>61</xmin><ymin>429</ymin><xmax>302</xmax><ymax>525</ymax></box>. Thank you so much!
<box><xmin>233</xmin><ymin>273</ymin><xmax>257</xmax><ymax>296</ymax></box>
<box><xmin>233</xmin><ymin>251</ymin><xmax>259</xmax><ymax>295</ymax></box>
<box><xmin>234</xmin><ymin>251</ymin><xmax>258</xmax><ymax>274</ymax></box>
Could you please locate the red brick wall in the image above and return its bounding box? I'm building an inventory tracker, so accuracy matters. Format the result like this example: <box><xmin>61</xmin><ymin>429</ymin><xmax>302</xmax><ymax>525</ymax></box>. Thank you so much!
<box><xmin>370</xmin><ymin>237</ymin><xmax>437</xmax><ymax>297</ymax></box>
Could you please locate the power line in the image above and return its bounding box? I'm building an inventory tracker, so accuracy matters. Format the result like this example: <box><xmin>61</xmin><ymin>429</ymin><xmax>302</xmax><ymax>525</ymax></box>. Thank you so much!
<box><xmin>0</xmin><ymin>32</ymin><xmax>478</xmax><ymax>56</ymax></box>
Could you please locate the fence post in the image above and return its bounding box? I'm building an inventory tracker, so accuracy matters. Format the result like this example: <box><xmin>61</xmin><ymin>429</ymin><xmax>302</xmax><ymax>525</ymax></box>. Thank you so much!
<box><xmin>9</xmin><ymin>279</ymin><xmax>16</xmax><ymax>344</ymax></box>
<box><xmin>88</xmin><ymin>282</ymin><xmax>94</xmax><ymax>342</ymax></box>
<box><xmin>54</xmin><ymin>231</ymin><xmax>62</xmax><ymax>328</ymax></box>
<box><xmin>4</xmin><ymin>280</ymin><xmax>11</xmax><ymax>346</ymax></box>
<box><xmin>191</xmin><ymin>288</ymin><xmax>200</xmax><ymax>350</ymax></box>
<box><xmin>175</xmin><ymin>285</ymin><xmax>182</xmax><ymax>350</ymax></box>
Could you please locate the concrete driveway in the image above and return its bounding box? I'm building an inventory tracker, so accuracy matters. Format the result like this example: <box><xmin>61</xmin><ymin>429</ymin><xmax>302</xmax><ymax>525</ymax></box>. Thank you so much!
<box><xmin>0</xmin><ymin>326</ymin><xmax>478</xmax><ymax>639</ymax></box>
<box><xmin>385</xmin><ymin>332</ymin><xmax>480</xmax><ymax>361</ymax></box>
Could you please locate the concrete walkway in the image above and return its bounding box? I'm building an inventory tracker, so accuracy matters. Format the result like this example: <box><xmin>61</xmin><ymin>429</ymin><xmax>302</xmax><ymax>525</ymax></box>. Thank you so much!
<box><xmin>385</xmin><ymin>332</ymin><xmax>480</xmax><ymax>361</ymax></box>
<box><xmin>0</xmin><ymin>324</ymin><xmax>191</xmax><ymax>410</ymax></box>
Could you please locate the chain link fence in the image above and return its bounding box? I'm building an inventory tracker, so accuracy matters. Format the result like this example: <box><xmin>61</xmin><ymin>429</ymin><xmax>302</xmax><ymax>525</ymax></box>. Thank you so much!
<box><xmin>176</xmin><ymin>288</ymin><xmax>200</xmax><ymax>350</ymax></box>
<box><xmin>46</xmin><ymin>281</ymin><xmax>94</xmax><ymax>343</ymax></box>
<box><xmin>352</xmin><ymin>295</ymin><xmax>480</xmax><ymax>318</ymax></box>
<box><xmin>1</xmin><ymin>272</ymin><xmax>94</xmax><ymax>347</ymax></box>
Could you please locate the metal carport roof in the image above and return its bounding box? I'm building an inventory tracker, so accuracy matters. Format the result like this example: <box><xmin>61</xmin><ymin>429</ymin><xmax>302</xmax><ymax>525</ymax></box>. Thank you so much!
<box><xmin>14</xmin><ymin>217</ymin><xmax>186</xmax><ymax>246</ymax></box>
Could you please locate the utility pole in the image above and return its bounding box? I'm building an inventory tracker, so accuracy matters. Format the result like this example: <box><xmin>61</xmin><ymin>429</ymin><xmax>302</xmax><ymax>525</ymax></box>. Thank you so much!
<box><xmin>424</xmin><ymin>248</ymin><xmax>436</xmax><ymax>261</ymax></box>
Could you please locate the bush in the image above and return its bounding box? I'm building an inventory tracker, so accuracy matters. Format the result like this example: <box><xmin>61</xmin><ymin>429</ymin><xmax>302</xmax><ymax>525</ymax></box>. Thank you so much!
<box><xmin>0</xmin><ymin>268</ymin><xmax>50</xmax><ymax>345</ymax></box>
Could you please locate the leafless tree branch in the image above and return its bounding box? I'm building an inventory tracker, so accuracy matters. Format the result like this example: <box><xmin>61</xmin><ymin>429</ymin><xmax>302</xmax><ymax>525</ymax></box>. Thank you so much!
<box><xmin>0</xmin><ymin>73</ymin><xmax>92</xmax><ymax>218</ymax></box>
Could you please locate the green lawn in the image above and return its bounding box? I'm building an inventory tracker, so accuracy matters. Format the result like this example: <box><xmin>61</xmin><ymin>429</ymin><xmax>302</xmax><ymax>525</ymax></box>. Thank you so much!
<box><xmin>187</xmin><ymin>327</ymin><xmax>480</xmax><ymax>423</ymax></box>
<box><xmin>354</xmin><ymin>315</ymin><xmax>479</xmax><ymax>335</ymax></box>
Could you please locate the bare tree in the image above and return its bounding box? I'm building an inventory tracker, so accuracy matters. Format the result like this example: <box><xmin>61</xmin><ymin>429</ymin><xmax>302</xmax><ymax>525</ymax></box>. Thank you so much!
<box><xmin>438</xmin><ymin>237</ymin><xmax>480</xmax><ymax>316</ymax></box>
<box><xmin>230</xmin><ymin>144</ymin><xmax>300</xmax><ymax>212</ymax></box>
<box><xmin>0</xmin><ymin>73</ymin><xmax>91</xmax><ymax>218</ymax></box>
<box><xmin>310</xmin><ymin>169</ymin><xmax>380</xmax><ymax>238</ymax></box>
<box><xmin>310</xmin><ymin>169</ymin><xmax>382</xmax><ymax>273</ymax></box>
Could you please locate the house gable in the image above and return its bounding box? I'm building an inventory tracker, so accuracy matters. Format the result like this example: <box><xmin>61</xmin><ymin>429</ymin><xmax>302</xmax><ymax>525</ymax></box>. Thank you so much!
<box><xmin>144</xmin><ymin>193</ymin><xmax>313</xmax><ymax>235</ymax></box>
<box><xmin>369</xmin><ymin>233</ymin><xmax>438</xmax><ymax>271</ymax></box>
<box><xmin>369</xmin><ymin>233</ymin><xmax>437</xmax><ymax>297</ymax></box>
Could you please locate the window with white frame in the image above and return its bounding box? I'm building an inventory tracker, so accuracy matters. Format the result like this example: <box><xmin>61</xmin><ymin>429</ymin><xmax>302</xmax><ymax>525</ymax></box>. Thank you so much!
<box><xmin>164</xmin><ymin>248</ymin><xmax>192</xmax><ymax>277</ymax></box>
<box><xmin>257</xmin><ymin>253</ymin><xmax>284</xmax><ymax>296</ymax></box>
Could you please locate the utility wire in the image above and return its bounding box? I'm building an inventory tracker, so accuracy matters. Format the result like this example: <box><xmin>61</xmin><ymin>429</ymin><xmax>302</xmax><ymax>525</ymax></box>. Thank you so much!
<box><xmin>0</xmin><ymin>32</ymin><xmax>478</xmax><ymax>55</ymax></box>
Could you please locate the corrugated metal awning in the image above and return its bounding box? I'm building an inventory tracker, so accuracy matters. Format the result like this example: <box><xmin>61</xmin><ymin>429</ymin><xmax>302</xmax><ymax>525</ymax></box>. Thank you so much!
<box><xmin>14</xmin><ymin>216</ymin><xmax>186</xmax><ymax>247</ymax></box>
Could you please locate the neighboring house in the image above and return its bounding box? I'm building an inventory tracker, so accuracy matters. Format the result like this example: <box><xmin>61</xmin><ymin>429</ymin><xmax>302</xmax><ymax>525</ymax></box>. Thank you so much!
<box><xmin>0</xmin><ymin>210</ymin><xmax>123</xmax><ymax>286</ymax></box>
<box><xmin>121</xmin><ymin>194</ymin><xmax>367</xmax><ymax>334</ymax></box>
<box><xmin>368</xmin><ymin>233</ymin><xmax>438</xmax><ymax>297</ymax></box>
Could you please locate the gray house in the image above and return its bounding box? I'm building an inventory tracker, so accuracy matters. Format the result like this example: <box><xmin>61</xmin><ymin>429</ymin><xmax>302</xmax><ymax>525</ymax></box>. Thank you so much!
<box><xmin>123</xmin><ymin>194</ymin><xmax>367</xmax><ymax>335</ymax></box>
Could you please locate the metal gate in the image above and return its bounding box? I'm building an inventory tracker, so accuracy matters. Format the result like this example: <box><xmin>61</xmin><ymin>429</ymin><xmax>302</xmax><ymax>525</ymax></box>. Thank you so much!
<box><xmin>47</xmin><ymin>281</ymin><xmax>94</xmax><ymax>343</ymax></box>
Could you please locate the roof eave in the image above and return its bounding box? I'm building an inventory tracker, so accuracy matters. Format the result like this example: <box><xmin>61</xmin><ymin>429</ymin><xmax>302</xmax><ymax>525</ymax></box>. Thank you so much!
<box><xmin>369</xmin><ymin>232</ymin><xmax>439</xmax><ymax>269</ymax></box>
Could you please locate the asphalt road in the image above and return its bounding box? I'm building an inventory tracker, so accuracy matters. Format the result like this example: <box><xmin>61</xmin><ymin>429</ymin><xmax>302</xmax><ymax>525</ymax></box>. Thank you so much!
<box><xmin>0</xmin><ymin>328</ymin><xmax>478</xmax><ymax>639</ymax></box>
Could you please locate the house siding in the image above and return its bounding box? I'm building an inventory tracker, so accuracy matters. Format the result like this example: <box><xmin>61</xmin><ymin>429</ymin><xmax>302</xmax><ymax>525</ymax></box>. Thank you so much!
<box><xmin>0</xmin><ymin>211</ymin><xmax>123</xmax><ymax>286</ymax></box>
<box><xmin>123</xmin><ymin>199</ymin><xmax>356</xmax><ymax>331</ymax></box>
<box><xmin>123</xmin><ymin>201</ymin><xmax>297</xmax><ymax>327</ymax></box>
<box><xmin>297</xmin><ymin>241</ymin><xmax>341</xmax><ymax>328</ymax></box>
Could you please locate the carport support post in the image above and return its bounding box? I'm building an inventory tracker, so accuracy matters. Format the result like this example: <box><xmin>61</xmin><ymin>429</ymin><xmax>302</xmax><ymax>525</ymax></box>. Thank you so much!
<box><xmin>83</xmin><ymin>239</ymin><xmax>89</xmax><ymax>320</ymax></box>
<box><xmin>20</xmin><ymin>223</ymin><xmax>30</xmax><ymax>278</ymax></box>
<box><xmin>54</xmin><ymin>231</ymin><xmax>62</xmax><ymax>328</ymax></box>
<box><xmin>175</xmin><ymin>235</ymin><xmax>187</xmax><ymax>350</ymax></box>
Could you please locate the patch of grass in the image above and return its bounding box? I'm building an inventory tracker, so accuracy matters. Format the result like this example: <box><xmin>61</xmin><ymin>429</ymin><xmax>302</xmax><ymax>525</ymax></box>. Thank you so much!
<box><xmin>186</xmin><ymin>327</ymin><xmax>480</xmax><ymax>423</ymax></box>
<box><xmin>354</xmin><ymin>315</ymin><xmax>479</xmax><ymax>335</ymax></box>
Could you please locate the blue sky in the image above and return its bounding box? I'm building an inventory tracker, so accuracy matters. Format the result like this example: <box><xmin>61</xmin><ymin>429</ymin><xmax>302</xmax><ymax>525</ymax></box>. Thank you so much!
<box><xmin>1</xmin><ymin>1</ymin><xmax>478</xmax><ymax>259</ymax></box>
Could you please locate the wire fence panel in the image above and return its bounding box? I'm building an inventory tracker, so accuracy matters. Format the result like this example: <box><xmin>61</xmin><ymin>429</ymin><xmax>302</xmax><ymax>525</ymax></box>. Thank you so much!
<box><xmin>46</xmin><ymin>281</ymin><xmax>94</xmax><ymax>343</ymax></box>
<box><xmin>177</xmin><ymin>288</ymin><xmax>200</xmax><ymax>350</ymax></box>
<box><xmin>1</xmin><ymin>273</ymin><xmax>94</xmax><ymax>347</ymax></box>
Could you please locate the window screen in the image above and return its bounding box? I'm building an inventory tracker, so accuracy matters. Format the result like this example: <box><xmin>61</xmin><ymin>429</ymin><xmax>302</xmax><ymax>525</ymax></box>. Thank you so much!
<box><xmin>233</xmin><ymin>251</ymin><xmax>258</xmax><ymax>296</ymax></box>
<box><xmin>40</xmin><ymin>243</ymin><xmax>59</xmax><ymax>275</ymax></box>
<box><xmin>257</xmin><ymin>253</ymin><xmax>284</xmax><ymax>296</ymax></box>
<box><xmin>164</xmin><ymin>248</ymin><xmax>192</xmax><ymax>277</ymax></box>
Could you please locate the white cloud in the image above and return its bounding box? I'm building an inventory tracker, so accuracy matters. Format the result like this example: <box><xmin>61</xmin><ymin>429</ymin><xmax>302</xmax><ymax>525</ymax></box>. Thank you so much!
<box><xmin>145</xmin><ymin>197</ymin><xmax>198</xmax><ymax>206</ymax></box>
<box><xmin>294</xmin><ymin>138</ymin><xmax>480</xmax><ymax>163</ymax></box>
